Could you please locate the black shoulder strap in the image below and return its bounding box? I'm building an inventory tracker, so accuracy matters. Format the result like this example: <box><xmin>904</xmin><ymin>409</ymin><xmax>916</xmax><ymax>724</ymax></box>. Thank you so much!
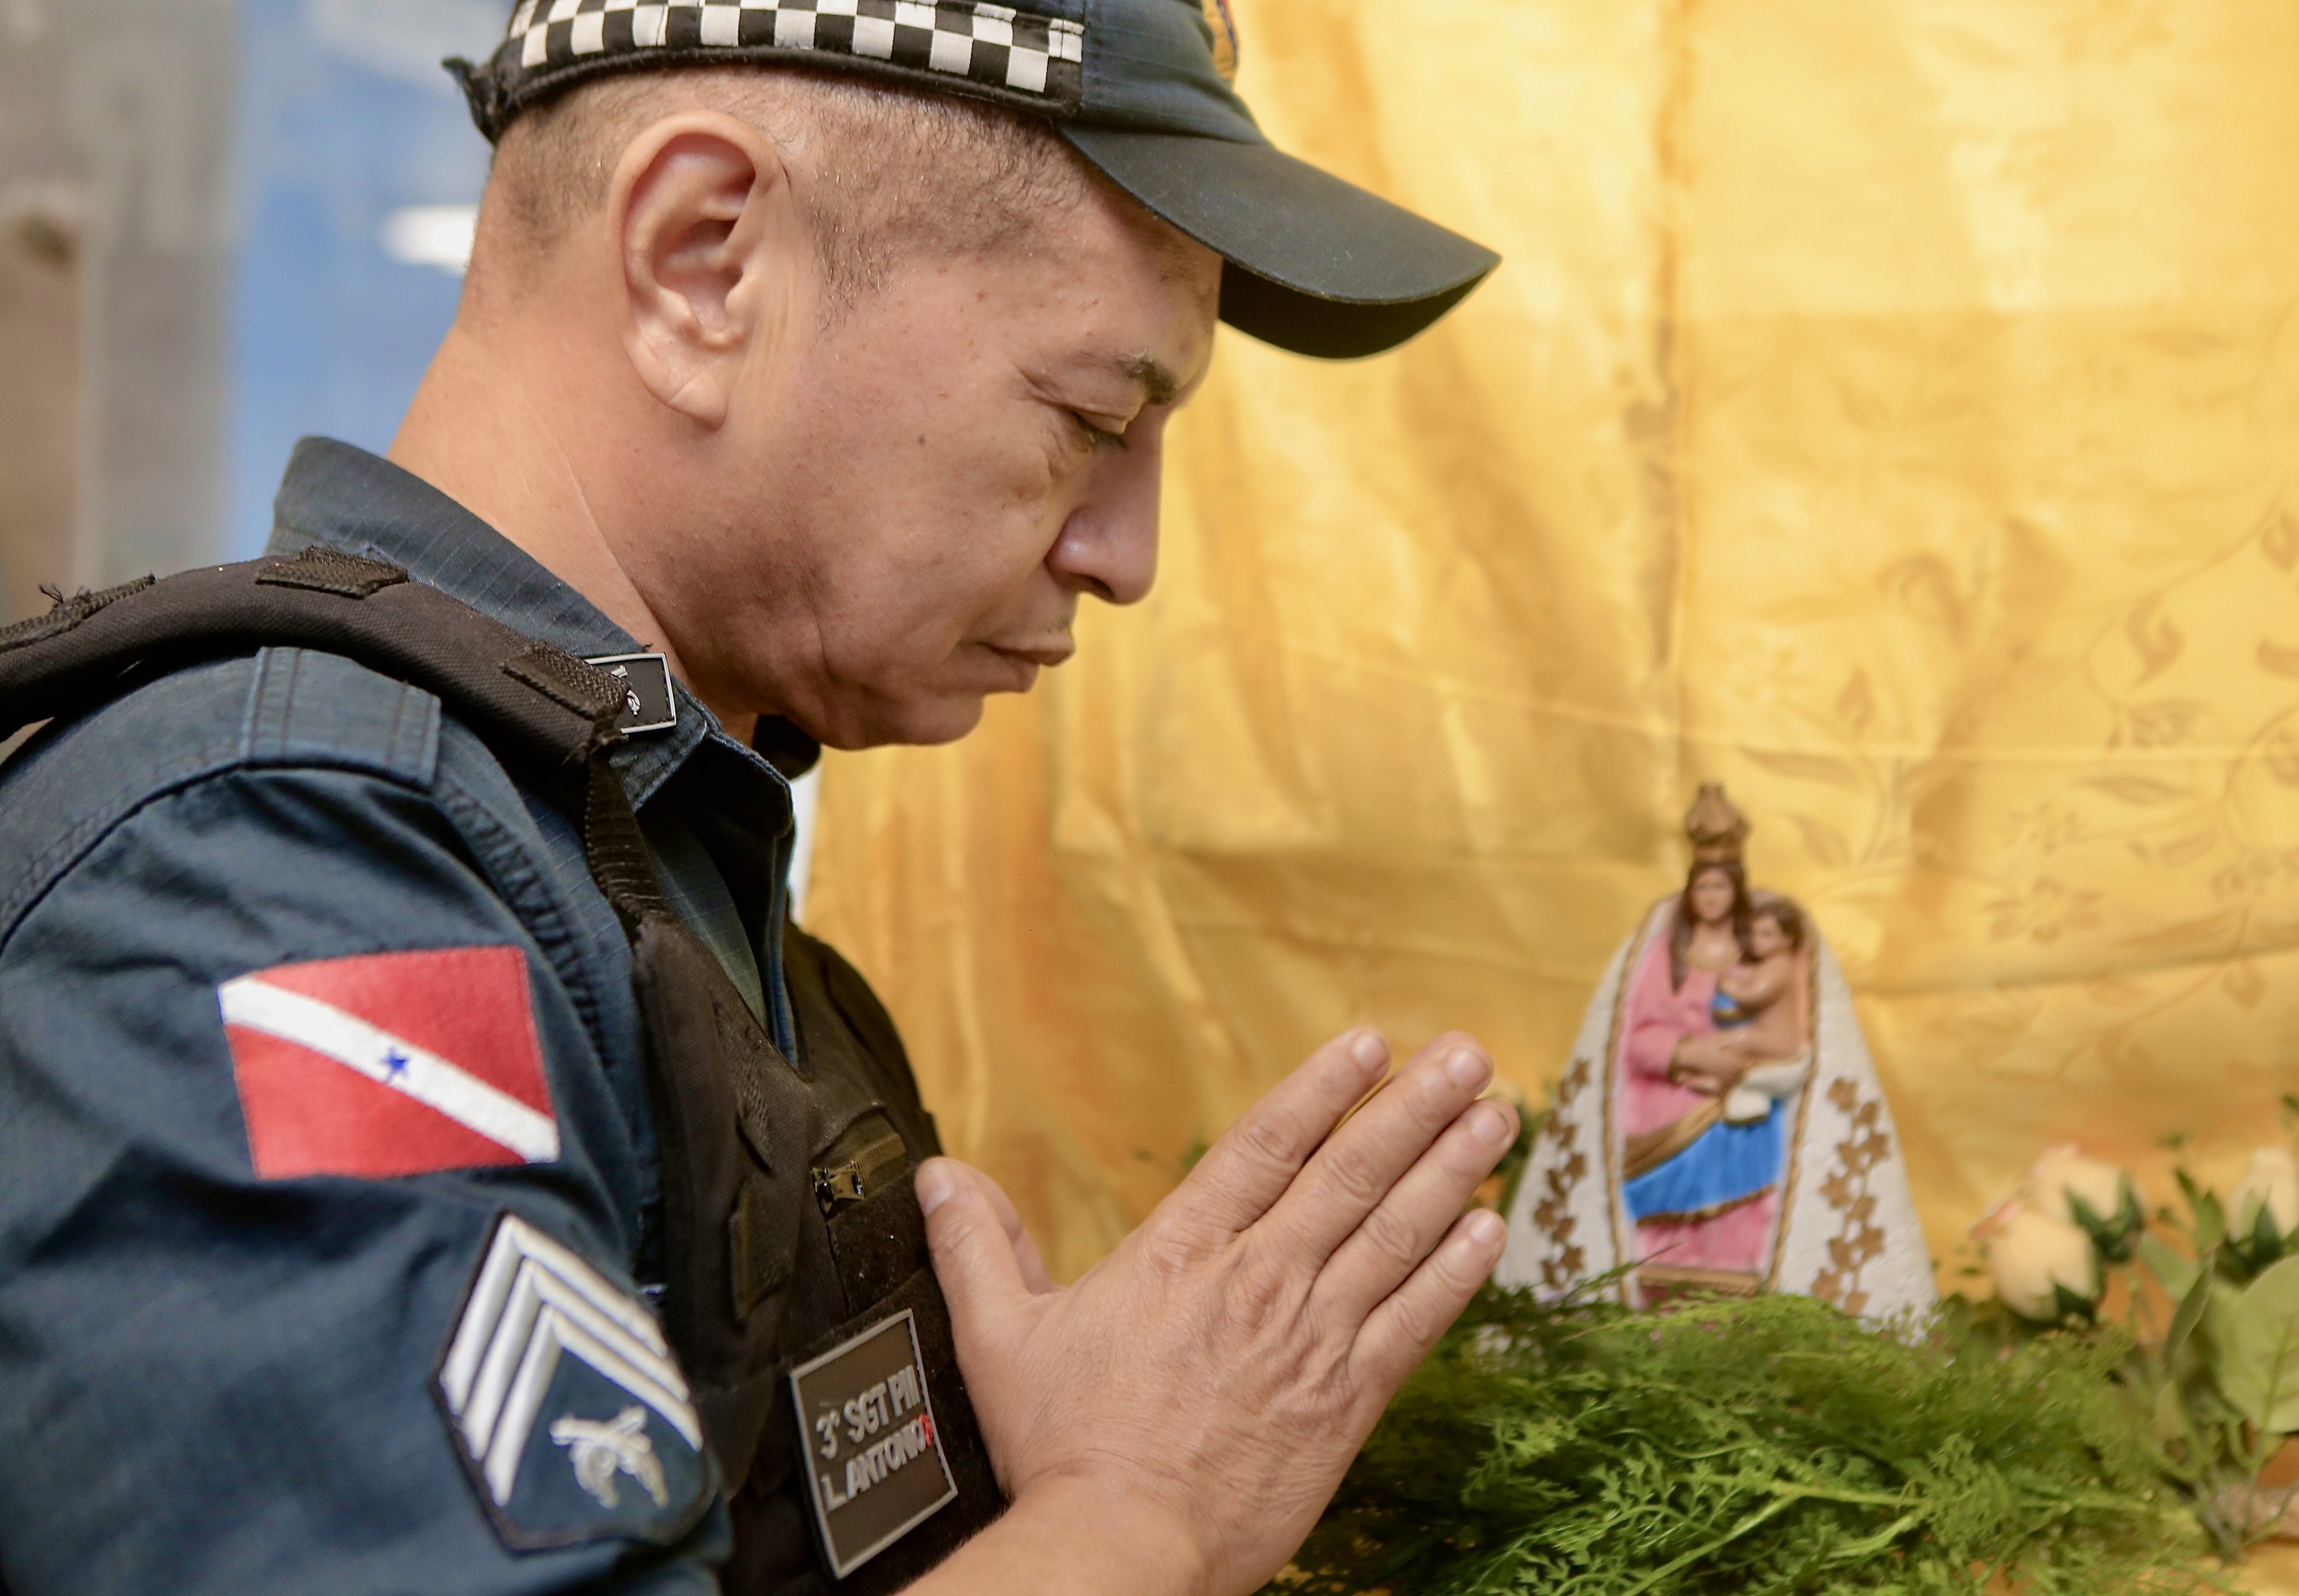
<box><xmin>0</xmin><ymin>547</ymin><xmax>667</xmax><ymax>931</ymax></box>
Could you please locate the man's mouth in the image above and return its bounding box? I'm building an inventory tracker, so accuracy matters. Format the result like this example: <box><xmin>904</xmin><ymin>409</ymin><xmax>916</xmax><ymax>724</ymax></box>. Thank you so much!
<box><xmin>985</xmin><ymin>638</ymin><xmax>1075</xmax><ymax>670</ymax></box>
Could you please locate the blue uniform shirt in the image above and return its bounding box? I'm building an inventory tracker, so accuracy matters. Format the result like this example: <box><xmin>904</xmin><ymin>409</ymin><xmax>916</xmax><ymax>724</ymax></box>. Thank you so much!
<box><xmin>0</xmin><ymin>440</ymin><xmax>813</xmax><ymax>1593</ymax></box>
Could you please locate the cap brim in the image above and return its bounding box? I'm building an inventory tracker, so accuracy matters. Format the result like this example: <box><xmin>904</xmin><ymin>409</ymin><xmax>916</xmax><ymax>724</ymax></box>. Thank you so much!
<box><xmin>1060</xmin><ymin>125</ymin><xmax>1499</xmax><ymax>360</ymax></box>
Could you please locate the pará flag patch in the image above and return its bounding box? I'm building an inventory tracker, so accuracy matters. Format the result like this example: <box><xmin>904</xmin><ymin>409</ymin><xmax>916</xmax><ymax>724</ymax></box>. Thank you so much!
<box><xmin>219</xmin><ymin>946</ymin><xmax>559</xmax><ymax>1179</ymax></box>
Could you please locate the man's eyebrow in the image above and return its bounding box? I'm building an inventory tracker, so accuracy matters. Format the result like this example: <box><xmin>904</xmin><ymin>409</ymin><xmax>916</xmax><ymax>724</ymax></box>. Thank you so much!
<box><xmin>1120</xmin><ymin>354</ymin><xmax>1181</xmax><ymax>408</ymax></box>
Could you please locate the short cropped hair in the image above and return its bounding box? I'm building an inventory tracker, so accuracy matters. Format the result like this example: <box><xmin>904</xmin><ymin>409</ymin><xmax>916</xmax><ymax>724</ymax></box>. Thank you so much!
<box><xmin>479</xmin><ymin>64</ymin><xmax>1095</xmax><ymax>310</ymax></box>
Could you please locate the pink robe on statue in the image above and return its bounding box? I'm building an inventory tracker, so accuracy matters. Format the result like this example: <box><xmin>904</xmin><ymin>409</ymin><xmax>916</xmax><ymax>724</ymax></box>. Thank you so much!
<box><xmin>1615</xmin><ymin>933</ymin><xmax>1779</xmax><ymax>1274</ymax></box>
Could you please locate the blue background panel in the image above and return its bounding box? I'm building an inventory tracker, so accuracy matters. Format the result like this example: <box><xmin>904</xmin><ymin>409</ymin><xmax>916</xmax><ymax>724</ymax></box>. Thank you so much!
<box><xmin>230</xmin><ymin>0</ymin><xmax>502</xmax><ymax>556</ymax></box>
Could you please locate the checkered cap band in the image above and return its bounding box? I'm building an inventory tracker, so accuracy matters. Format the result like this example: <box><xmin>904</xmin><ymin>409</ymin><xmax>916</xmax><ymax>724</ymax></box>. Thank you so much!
<box><xmin>480</xmin><ymin>0</ymin><xmax>1085</xmax><ymax>128</ymax></box>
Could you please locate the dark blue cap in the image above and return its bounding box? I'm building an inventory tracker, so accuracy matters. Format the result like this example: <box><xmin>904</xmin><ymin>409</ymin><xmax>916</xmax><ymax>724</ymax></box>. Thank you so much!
<box><xmin>449</xmin><ymin>0</ymin><xmax>1498</xmax><ymax>358</ymax></box>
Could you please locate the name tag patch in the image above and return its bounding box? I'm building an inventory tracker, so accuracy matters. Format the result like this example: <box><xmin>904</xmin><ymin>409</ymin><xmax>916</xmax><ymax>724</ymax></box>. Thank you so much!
<box><xmin>790</xmin><ymin>1309</ymin><xmax>958</xmax><ymax>1578</ymax></box>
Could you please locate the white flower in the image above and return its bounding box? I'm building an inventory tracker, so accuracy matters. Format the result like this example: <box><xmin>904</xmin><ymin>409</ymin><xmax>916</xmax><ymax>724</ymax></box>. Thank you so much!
<box><xmin>2229</xmin><ymin>1147</ymin><xmax>2299</xmax><ymax>1240</ymax></box>
<box><xmin>2028</xmin><ymin>1143</ymin><xmax>2141</xmax><ymax>1233</ymax></box>
<box><xmin>1976</xmin><ymin>1198</ymin><xmax>2102</xmax><ymax>1321</ymax></box>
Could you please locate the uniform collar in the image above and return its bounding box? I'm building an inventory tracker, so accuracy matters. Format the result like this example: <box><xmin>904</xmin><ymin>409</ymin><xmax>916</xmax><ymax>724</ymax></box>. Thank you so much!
<box><xmin>266</xmin><ymin>437</ymin><xmax>808</xmax><ymax>819</ymax></box>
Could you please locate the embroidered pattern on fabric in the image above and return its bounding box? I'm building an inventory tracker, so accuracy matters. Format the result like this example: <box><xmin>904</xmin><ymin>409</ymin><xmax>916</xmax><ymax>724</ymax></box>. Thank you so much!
<box><xmin>502</xmin><ymin>0</ymin><xmax>1085</xmax><ymax>103</ymax></box>
<box><xmin>1810</xmin><ymin>1075</ymin><xmax>1892</xmax><ymax>1316</ymax></box>
<box><xmin>552</xmin><ymin>1406</ymin><xmax>670</xmax><ymax>1509</ymax></box>
<box><xmin>1529</xmin><ymin>1057</ymin><xmax>1594</xmax><ymax>1290</ymax></box>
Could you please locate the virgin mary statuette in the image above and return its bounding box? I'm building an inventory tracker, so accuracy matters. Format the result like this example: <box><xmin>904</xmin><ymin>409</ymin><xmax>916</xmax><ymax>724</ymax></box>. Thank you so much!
<box><xmin>1496</xmin><ymin>786</ymin><xmax>1934</xmax><ymax>1318</ymax></box>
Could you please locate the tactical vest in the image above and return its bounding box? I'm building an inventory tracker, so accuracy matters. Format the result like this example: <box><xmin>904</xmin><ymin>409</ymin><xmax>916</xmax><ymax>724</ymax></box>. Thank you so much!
<box><xmin>0</xmin><ymin>548</ymin><xmax>1003</xmax><ymax>1594</ymax></box>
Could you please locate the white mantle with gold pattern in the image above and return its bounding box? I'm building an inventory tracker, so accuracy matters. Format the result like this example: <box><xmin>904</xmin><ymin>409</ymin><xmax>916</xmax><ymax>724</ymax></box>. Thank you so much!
<box><xmin>1496</xmin><ymin>898</ymin><xmax>1935</xmax><ymax>1323</ymax></box>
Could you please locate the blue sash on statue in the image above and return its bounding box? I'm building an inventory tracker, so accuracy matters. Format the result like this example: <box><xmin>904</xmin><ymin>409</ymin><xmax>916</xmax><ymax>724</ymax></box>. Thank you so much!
<box><xmin>1621</xmin><ymin>1096</ymin><xmax>1790</xmax><ymax>1222</ymax></box>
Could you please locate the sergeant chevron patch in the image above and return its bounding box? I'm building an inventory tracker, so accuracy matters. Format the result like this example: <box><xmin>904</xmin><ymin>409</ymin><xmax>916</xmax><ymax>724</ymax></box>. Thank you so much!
<box><xmin>436</xmin><ymin>1212</ymin><xmax>710</xmax><ymax>1548</ymax></box>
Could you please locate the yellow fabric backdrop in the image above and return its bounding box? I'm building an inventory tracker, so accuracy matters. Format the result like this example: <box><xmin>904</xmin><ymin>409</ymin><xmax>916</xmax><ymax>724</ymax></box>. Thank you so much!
<box><xmin>809</xmin><ymin>5</ymin><xmax>2299</xmax><ymax>1573</ymax></box>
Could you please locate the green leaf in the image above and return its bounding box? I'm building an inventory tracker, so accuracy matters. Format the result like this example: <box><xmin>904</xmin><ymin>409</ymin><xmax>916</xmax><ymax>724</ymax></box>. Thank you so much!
<box><xmin>2152</xmin><ymin>1378</ymin><xmax>2198</xmax><ymax>1456</ymax></box>
<box><xmin>2052</xmin><ymin>1281</ymin><xmax>2101</xmax><ymax>1323</ymax></box>
<box><xmin>2196</xmin><ymin>1276</ymin><xmax>2246</xmax><ymax>1367</ymax></box>
<box><xmin>2166</xmin><ymin>1256</ymin><xmax>2215</xmax><ymax>1362</ymax></box>
<box><xmin>1278</xmin><ymin>1288</ymin><xmax>2204</xmax><ymax>1596</ymax></box>
<box><xmin>2141</xmin><ymin>1233</ymin><xmax>2201</xmax><ymax>1300</ymax></box>
<box><xmin>2232</xmin><ymin>1199</ymin><xmax>2292</xmax><ymax>1275</ymax></box>
<box><xmin>2219</xmin><ymin>1255</ymin><xmax>2299</xmax><ymax>1433</ymax></box>
<box><xmin>2194</xmin><ymin>1189</ymin><xmax>2227</xmax><ymax>1253</ymax></box>
<box><xmin>2068</xmin><ymin>1189</ymin><xmax>2138</xmax><ymax>1263</ymax></box>
<box><xmin>2170</xmin><ymin>1177</ymin><xmax>2225</xmax><ymax>1260</ymax></box>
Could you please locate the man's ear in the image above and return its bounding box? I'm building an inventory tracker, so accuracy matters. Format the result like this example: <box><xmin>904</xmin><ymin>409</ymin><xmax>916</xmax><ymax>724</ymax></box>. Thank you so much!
<box><xmin>611</xmin><ymin>111</ymin><xmax>805</xmax><ymax>429</ymax></box>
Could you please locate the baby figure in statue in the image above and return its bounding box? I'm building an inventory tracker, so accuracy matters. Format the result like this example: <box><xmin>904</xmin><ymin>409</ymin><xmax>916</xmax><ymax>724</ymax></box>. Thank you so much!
<box><xmin>1711</xmin><ymin>895</ymin><xmax>1813</xmax><ymax>1124</ymax></box>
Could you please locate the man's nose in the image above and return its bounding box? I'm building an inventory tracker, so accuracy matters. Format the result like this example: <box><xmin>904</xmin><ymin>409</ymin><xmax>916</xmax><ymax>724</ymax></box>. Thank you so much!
<box><xmin>1046</xmin><ymin>421</ymin><xmax>1166</xmax><ymax>606</ymax></box>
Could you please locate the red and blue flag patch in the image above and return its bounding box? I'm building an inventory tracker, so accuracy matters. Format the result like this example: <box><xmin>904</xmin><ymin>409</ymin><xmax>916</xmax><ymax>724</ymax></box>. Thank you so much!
<box><xmin>217</xmin><ymin>945</ymin><xmax>558</xmax><ymax>1179</ymax></box>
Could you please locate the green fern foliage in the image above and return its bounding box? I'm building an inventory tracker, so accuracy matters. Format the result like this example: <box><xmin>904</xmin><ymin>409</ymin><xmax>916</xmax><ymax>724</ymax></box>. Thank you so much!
<box><xmin>1276</xmin><ymin>1288</ymin><xmax>2211</xmax><ymax>1595</ymax></box>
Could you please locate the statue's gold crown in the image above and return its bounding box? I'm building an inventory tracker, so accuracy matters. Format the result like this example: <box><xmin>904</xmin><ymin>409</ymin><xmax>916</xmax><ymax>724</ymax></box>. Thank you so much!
<box><xmin>1685</xmin><ymin>783</ymin><xmax>1750</xmax><ymax>865</ymax></box>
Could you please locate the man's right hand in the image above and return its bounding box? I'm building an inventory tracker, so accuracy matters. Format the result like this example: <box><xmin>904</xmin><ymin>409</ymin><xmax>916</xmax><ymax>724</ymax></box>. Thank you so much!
<box><xmin>911</xmin><ymin>1029</ymin><xmax>1516</xmax><ymax>1596</ymax></box>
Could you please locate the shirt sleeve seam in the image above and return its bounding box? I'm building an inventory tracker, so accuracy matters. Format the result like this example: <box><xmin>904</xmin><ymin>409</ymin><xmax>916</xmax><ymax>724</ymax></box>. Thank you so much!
<box><xmin>424</xmin><ymin>762</ymin><xmax>621</xmax><ymax>1071</ymax></box>
<box><xmin>0</xmin><ymin>753</ymin><xmax>446</xmax><ymax>953</ymax></box>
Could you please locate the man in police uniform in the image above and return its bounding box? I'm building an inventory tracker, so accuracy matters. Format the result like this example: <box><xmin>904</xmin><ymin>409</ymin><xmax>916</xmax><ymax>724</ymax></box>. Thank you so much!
<box><xmin>0</xmin><ymin>3</ymin><xmax>1517</xmax><ymax>1592</ymax></box>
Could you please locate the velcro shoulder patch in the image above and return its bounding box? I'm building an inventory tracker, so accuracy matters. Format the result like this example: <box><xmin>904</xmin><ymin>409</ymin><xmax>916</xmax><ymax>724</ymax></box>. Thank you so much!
<box><xmin>218</xmin><ymin>945</ymin><xmax>557</xmax><ymax>1178</ymax></box>
<box><xmin>437</xmin><ymin>1212</ymin><xmax>710</xmax><ymax>1549</ymax></box>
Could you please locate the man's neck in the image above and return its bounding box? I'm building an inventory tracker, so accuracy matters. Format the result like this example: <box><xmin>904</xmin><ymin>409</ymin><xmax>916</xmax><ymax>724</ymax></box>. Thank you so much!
<box><xmin>387</xmin><ymin>321</ymin><xmax>757</xmax><ymax>746</ymax></box>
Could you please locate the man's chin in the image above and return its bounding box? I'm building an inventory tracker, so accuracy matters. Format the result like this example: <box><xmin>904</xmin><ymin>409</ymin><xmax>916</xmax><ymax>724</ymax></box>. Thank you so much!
<box><xmin>818</xmin><ymin>693</ymin><xmax>991</xmax><ymax>752</ymax></box>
